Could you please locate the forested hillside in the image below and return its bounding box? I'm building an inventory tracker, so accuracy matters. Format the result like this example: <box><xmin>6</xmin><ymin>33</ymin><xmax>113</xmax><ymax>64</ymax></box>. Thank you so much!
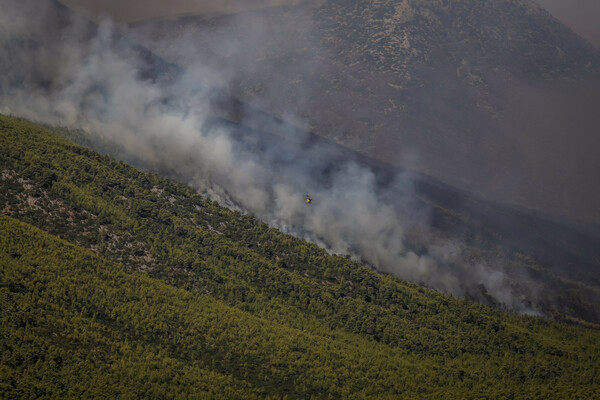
<box><xmin>1</xmin><ymin>114</ymin><xmax>599</xmax><ymax>398</ymax></box>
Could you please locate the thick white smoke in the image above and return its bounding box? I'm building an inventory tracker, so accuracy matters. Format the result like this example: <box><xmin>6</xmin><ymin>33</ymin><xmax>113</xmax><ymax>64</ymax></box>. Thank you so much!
<box><xmin>0</xmin><ymin>0</ymin><xmax>539</xmax><ymax>313</ymax></box>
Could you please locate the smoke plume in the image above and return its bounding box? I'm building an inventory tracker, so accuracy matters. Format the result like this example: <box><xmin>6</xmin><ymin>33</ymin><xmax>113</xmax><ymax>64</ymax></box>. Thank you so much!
<box><xmin>0</xmin><ymin>0</ymin><xmax>542</xmax><ymax>313</ymax></box>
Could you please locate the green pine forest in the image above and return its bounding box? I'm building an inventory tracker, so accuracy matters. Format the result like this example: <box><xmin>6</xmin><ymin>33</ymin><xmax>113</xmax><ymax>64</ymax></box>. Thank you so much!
<box><xmin>0</xmin><ymin>113</ymin><xmax>599</xmax><ymax>398</ymax></box>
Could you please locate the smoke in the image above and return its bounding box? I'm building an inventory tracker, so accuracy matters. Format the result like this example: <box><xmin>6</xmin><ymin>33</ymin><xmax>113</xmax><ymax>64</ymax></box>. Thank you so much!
<box><xmin>0</xmin><ymin>0</ymin><xmax>539</xmax><ymax>312</ymax></box>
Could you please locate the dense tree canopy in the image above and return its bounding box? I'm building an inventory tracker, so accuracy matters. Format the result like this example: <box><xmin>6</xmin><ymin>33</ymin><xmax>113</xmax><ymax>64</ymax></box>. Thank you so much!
<box><xmin>1</xmin><ymin>114</ymin><xmax>599</xmax><ymax>398</ymax></box>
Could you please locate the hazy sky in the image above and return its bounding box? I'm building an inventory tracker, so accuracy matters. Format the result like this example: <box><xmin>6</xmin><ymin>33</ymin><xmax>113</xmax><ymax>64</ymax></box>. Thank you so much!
<box><xmin>535</xmin><ymin>0</ymin><xmax>600</xmax><ymax>46</ymax></box>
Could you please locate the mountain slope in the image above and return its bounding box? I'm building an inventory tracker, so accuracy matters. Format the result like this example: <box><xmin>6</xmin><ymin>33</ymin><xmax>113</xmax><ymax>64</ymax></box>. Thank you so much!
<box><xmin>1</xmin><ymin>215</ymin><xmax>426</xmax><ymax>398</ymax></box>
<box><xmin>2</xmin><ymin>116</ymin><xmax>600</xmax><ymax>398</ymax></box>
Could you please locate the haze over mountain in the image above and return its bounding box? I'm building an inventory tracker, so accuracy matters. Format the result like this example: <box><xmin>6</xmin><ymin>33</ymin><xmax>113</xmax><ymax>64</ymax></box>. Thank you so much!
<box><xmin>59</xmin><ymin>0</ymin><xmax>600</xmax><ymax>48</ymax></box>
<box><xmin>120</xmin><ymin>0</ymin><xmax>600</xmax><ymax>225</ymax></box>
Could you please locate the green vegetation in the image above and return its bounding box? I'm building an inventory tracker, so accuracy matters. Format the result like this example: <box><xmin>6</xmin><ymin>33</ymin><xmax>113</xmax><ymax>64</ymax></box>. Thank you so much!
<box><xmin>1</xmin><ymin>114</ymin><xmax>599</xmax><ymax>398</ymax></box>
